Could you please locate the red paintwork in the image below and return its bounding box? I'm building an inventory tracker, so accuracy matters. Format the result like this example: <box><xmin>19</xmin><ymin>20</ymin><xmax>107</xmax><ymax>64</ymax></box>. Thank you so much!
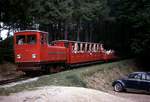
<box><xmin>14</xmin><ymin>31</ymin><xmax>41</xmax><ymax>63</ymax></box>
<box><xmin>66</xmin><ymin>42</ymin><xmax>103</xmax><ymax>64</ymax></box>
<box><xmin>14</xmin><ymin>30</ymin><xmax>117</xmax><ymax>71</ymax></box>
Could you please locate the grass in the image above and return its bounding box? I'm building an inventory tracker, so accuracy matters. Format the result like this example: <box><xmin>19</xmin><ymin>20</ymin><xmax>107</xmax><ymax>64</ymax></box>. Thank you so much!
<box><xmin>0</xmin><ymin>59</ymin><xmax>138</xmax><ymax>95</ymax></box>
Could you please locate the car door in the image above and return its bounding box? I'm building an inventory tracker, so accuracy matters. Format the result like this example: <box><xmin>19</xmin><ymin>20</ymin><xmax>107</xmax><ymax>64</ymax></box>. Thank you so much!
<box><xmin>126</xmin><ymin>73</ymin><xmax>141</xmax><ymax>90</ymax></box>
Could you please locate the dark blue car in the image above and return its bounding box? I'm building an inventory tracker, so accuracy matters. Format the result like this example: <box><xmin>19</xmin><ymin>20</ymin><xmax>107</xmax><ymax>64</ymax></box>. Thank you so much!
<box><xmin>112</xmin><ymin>72</ymin><xmax>150</xmax><ymax>92</ymax></box>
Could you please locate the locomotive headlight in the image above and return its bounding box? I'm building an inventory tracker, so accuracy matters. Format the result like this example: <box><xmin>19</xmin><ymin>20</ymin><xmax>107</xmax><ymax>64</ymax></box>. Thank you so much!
<box><xmin>17</xmin><ymin>54</ymin><xmax>21</xmax><ymax>59</ymax></box>
<box><xmin>32</xmin><ymin>54</ymin><xmax>37</xmax><ymax>59</ymax></box>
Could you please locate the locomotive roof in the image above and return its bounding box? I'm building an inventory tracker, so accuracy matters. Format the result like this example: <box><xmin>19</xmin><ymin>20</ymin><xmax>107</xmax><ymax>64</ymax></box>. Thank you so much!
<box><xmin>15</xmin><ymin>30</ymin><xmax>48</xmax><ymax>34</ymax></box>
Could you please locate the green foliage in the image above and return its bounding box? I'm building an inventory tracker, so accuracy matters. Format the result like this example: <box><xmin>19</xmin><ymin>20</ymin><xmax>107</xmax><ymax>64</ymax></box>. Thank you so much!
<box><xmin>1</xmin><ymin>0</ymin><xmax>35</xmax><ymax>29</ymax></box>
<box><xmin>0</xmin><ymin>37</ymin><xmax>14</xmax><ymax>62</ymax></box>
<box><xmin>130</xmin><ymin>33</ymin><xmax>150</xmax><ymax>55</ymax></box>
<box><xmin>0</xmin><ymin>37</ymin><xmax>13</xmax><ymax>49</ymax></box>
<box><xmin>30</xmin><ymin>0</ymin><xmax>109</xmax><ymax>24</ymax></box>
<box><xmin>1</xmin><ymin>0</ymin><xmax>110</xmax><ymax>42</ymax></box>
<box><xmin>108</xmin><ymin>0</ymin><xmax>150</xmax><ymax>56</ymax></box>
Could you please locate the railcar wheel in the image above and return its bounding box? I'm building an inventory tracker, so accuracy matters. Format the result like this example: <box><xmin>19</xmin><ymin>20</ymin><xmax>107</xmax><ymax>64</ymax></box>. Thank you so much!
<box><xmin>114</xmin><ymin>83</ymin><xmax>124</xmax><ymax>92</ymax></box>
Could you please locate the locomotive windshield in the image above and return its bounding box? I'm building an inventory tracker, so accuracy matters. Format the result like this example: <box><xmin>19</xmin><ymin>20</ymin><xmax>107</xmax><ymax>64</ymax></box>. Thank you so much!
<box><xmin>16</xmin><ymin>35</ymin><xmax>36</xmax><ymax>45</ymax></box>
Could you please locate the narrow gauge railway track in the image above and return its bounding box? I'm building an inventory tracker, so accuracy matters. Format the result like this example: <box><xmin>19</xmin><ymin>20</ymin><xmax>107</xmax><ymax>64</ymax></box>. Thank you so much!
<box><xmin>0</xmin><ymin>76</ymin><xmax>30</xmax><ymax>86</ymax></box>
<box><xmin>0</xmin><ymin>71</ymin><xmax>52</xmax><ymax>86</ymax></box>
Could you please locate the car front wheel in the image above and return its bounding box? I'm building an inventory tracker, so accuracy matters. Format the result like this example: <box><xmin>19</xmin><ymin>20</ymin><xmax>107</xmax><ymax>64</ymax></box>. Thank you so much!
<box><xmin>114</xmin><ymin>83</ymin><xmax>124</xmax><ymax>92</ymax></box>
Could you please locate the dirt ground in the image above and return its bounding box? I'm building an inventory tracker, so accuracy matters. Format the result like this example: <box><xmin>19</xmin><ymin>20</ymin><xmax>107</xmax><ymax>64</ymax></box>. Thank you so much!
<box><xmin>0</xmin><ymin>86</ymin><xmax>134</xmax><ymax>102</ymax></box>
<box><xmin>0</xmin><ymin>62</ymin><xmax>23</xmax><ymax>81</ymax></box>
<box><xmin>109</xmin><ymin>91</ymin><xmax>150</xmax><ymax>102</ymax></box>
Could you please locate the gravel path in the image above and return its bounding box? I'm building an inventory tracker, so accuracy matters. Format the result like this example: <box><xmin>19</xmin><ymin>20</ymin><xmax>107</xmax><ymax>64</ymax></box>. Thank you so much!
<box><xmin>0</xmin><ymin>86</ymin><xmax>134</xmax><ymax>102</ymax></box>
<box><xmin>109</xmin><ymin>91</ymin><xmax>150</xmax><ymax>102</ymax></box>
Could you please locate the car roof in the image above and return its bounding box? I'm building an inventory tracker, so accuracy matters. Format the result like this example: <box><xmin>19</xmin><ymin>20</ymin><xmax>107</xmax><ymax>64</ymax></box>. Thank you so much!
<box><xmin>130</xmin><ymin>72</ymin><xmax>150</xmax><ymax>74</ymax></box>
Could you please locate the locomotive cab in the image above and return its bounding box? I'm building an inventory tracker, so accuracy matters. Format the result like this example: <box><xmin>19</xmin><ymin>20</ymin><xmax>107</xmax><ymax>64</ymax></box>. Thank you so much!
<box><xmin>14</xmin><ymin>30</ymin><xmax>48</xmax><ymax>71</ymax></box>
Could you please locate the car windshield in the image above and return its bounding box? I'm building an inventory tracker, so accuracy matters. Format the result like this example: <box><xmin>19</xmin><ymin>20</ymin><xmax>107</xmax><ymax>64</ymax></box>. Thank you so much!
<box><xmin>16</xmin><ymin>35</ymin><xmax>36</xmax><ymax>45</ymax></box>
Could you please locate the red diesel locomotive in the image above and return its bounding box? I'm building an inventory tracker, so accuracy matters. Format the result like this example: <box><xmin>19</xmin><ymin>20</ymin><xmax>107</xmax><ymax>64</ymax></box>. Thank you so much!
<box><xmin>14</xmin><ymin>30</ymin><xmax>117</xmax><ymax>73</ymax></box>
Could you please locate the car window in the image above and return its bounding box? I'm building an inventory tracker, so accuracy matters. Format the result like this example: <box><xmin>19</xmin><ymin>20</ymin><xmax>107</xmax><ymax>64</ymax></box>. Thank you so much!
<box><xmin>128</xmin><ymin>74</ymin><xmax>135</xmax><ymax>78</ymax></box>
<box><xmin>141</xmin><ymin>74</ymin><xmax>146</xmax><ymax>80</ymax></box>
<box><xmin>128</xmin><ymin>73</ymin><xmax>141</xmax><ymax>79</ymax></box>
<box><xmin>134</xmin><ymin>74</ymin><xmax>141</xmax><ymax>79</ymax></box>
<box><xmin>146</xmin><ymin>74</ymin><xmax>150</xmax><ymax>81</ymax></box>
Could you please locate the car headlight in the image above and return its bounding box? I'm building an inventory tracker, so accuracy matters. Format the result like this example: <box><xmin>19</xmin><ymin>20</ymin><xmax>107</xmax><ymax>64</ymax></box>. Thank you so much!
<box><xmin>17</xmin><ymin>54</ymin><xmax>21</xmax><ymax>59</ymax></box>
<box><xmin>32</xmin><ymin>54</ymin><xmax>37</xmax><ymax>59</ymax></box>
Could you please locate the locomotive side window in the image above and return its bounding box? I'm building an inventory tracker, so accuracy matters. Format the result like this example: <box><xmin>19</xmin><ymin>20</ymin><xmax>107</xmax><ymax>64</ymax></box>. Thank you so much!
<box><xmin>27</xmin><ymin>35</ymin><xmax>36</xmax><ymax>44</ymax></box>
<box><xmin>41</xmin><ymin>33</ymin><xmax>47</xmax><ymax>44</ymax></box>
<box><xmin>41</xmin><ymin>35</ymin><xmax>44</xmax><ymax>44</ymax></box>
<box><xmin>16</xmin><ymin>35</ymin><xmax>26</xmax><ymax>45</ymax></box>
